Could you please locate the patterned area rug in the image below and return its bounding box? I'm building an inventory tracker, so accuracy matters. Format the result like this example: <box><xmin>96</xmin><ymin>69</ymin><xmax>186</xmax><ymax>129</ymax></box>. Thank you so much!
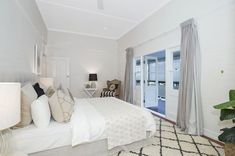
<box><xmin>115</xmin><ymin>117</ymin><xmax>224</xmax><ymax>156</ymax></box>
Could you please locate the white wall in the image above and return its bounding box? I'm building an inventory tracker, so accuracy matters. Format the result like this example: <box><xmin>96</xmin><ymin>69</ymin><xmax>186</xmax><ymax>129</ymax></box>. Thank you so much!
<box><xmin>118</xmin><ymin>0</ymin><xmax>235</xmax><ymax>140</ymax></box>
<box><xmin>46</xmin><ymin>31</ymin><xmax>118</xmax><ymax>98</ymax></box>
<box><xmin>0</xmin><ymin>0</ymin><xmax>47</xmax><ymax>74</ymax></box>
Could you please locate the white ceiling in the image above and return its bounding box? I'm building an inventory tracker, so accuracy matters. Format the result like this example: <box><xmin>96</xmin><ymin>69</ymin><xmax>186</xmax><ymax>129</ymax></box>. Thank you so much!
<box><xmin>36</xmin><ymin>0</ymin><xmax>171</xmax><ymax>39</ymax></box>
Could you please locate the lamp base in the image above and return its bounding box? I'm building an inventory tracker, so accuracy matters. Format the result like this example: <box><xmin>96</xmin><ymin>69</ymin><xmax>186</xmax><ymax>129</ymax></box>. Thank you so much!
<box><xmin>90</xmin><ymin>81</ymin><xmax>96</xmax><ymax>88</ymax></box>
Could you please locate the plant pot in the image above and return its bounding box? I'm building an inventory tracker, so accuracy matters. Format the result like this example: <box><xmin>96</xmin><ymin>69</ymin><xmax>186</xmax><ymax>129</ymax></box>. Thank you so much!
<box><xmin>225</xmin><ymin>143</ymin><xmax>235</xmax><ymax>156</ymax></box>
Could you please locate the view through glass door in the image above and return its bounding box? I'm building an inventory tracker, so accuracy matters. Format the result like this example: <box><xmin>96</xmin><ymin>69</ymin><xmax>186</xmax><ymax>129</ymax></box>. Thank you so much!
<box><xmin>144</xmin><ymin>50</ymin><xmax>166</xmax><ymax>115</ymax></box>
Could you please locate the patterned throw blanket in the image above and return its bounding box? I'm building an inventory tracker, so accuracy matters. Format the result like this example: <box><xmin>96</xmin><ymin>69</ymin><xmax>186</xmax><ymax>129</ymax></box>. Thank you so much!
<box><xmin>71</xmin><ymin>97</ymin><xmax>156</xmax><ymax>149</ymax></box>
<box><xmin>88</xmin><ymin>98</ymin><xmax>148</xmax><ymax>149</ymax></box>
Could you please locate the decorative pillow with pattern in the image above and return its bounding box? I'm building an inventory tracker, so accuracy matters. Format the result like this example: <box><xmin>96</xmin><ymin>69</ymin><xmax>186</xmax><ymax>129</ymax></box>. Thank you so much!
<box><xmin>15</xmin><ymin>83</ymin><xmax>37</xmax><ymax>128</ymax></box>
<box><xmin>48</xmin><ymin>90</ymin><xmax>74</xmax><ymax>123</ymax></box>
<box><xmin>67</xmin><ymin>88</ymin><xmax>75</xmax><ymax>103</ymax></box>
<box><xmin>109</xmin><ymin>84</ymin><xmax>117</xmax><ymax>91</ymax></box>
<box><xmin>45</xmin><ymin>86</ymin><xmax>55</xmax><ymax>98</ymax></box>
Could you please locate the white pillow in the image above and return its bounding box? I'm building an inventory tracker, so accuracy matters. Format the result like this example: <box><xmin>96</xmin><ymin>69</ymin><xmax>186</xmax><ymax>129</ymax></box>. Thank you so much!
<box><xmin>31</xmin><ymin>95</ymin><xmax>51</xmax><ymax>128</ymax></box>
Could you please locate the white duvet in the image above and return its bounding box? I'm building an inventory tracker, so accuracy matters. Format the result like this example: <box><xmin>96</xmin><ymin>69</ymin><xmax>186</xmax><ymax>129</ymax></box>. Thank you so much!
<box><xmin>70</xmin><ymin>97</ymin><xmax>156</xmax><ymax>149</ymax></box>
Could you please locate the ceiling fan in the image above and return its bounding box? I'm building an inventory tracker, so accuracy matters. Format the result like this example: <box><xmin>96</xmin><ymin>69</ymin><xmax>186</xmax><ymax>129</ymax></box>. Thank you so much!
<box><xmin>97</xmin><ymin>0</ymin><xmax>104</xmax><ymax>10</ymax></box>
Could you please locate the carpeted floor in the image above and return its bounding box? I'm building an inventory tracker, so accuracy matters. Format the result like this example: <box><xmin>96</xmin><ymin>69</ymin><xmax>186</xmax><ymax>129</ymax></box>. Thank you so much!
<box><xmin>115</xmin><ymin>117</ymin><xmax>224</xmax><ymax>156</ymax></box>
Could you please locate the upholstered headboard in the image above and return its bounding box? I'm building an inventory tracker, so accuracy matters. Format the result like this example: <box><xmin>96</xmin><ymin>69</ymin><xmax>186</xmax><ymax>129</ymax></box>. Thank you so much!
<box><xmin>0</xmin><ymin>72</ymin><xmax>38</xmax><ymax>84</ymax></box>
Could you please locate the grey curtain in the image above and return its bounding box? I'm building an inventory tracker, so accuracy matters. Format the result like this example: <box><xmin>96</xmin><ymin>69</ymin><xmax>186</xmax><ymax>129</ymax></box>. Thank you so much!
<box><xmin>176</xmin><ymin>18</ymin><xmax>203</xmax><ymax>135</ymax></box>
<box><xmin>124</xmin><ymin>47</ymin><xmax>134</xmax><ymax>103</ymax></box>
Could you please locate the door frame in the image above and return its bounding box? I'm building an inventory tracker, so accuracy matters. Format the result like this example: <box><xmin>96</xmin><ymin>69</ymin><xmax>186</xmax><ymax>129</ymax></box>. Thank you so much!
<box><xmin>141</xmin><ymin>50</ymin><xmax>166</xmax><ymax>117</ymax></box>
<box><xmin>46</xmin><ymin>57</ymin><xmax>70</xmax><ymax>89</ymax></box>
<box><xmin>166</xmin><ymin>46</ymin><xmax>180</xmax><ymax>97</ymax></box>
<box><xmin>165</xmin><ymin>45</ymin><xmax>180</xmax><ymax>121</ymax></box>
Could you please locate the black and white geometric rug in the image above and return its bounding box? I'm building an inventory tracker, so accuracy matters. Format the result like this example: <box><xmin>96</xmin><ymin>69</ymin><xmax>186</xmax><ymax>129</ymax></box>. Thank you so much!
<box><xmin>115</xmin><ymin>117</ymin><xmax>224</xmax><ymax>156</ymax></box>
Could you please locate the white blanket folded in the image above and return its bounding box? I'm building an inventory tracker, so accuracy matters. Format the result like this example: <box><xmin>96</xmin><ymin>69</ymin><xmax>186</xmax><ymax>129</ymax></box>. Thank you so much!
<box><xmin>70</xmin><ymin>98</ymin><xmax>105</xmax><ymax>146</ymax></box>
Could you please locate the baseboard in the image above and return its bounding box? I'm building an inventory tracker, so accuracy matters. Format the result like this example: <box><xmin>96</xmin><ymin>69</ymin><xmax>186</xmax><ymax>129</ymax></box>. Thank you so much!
<box><xmin>166</xmin><ymin>111</ymin><xmax>176</xmax><ymax>123</ymax></box>
<box><xmin>202</xmin><ymin>135</ymin><xmax>224</xmax><ymax>146</ymax></box>
<box><xmin>152</xmin><ymin>113</ymin><xmax>176</xmax><ymax>125</ymax></box>
<box><xmin>203</xmin><ymin>128</ymin><xmax>221</xmax><ymax>142</ymax></box>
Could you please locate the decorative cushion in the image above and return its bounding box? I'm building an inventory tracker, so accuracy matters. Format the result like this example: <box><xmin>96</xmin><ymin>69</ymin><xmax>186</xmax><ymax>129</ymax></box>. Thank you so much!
<box><xmin>49</xmin><ymin>90</ymin><xmax>74</xmax><ymax>123</ymax></box>
<box><xmin>15</xmin><ymin>83</ymin><xmax>37</xmax><ymax>128</ymax></box>
<box><xmin>67</xmin><ymin>88</ymin><xmax>75</xmax><ymax>103</ymax></box>
<box><xmin>100</xmin><ymin>90</ymin><xmax>116</xmax><ymax>97</ymax></box>
<box><xmin>45</xmin><ymin>86</ymin><xmax>55</xmax><ymax>98</ymax></box>
<box><xmin>31</xmin><ymin>95</ymin><xmax>51</xmax><ymax>128</ymax></box>
<box><xmin>33</xmin><ymin>83</ymin><xmax>45</xmax><ymax>98</ymax></box>
<box><xmin>109</xmin><ymin>84</ymin><xmax>116</xmax><ymax>91</ymax></box>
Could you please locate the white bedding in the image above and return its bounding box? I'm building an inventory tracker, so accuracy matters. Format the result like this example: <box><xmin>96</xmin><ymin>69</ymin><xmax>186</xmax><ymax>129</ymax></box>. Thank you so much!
<box><xmin>71</xmin><ymin>97</ymin><xmax>156</xmax><ymax>149</ymax></box>
<box><xmin>11</xmin><ymin>121</ymin><xmax>72</xmax><ymax>154</ymax></box>
<box><xmin>11</xmin><ymin>97</ymin><xmax>156</xmax><ymax>153</ymax></box>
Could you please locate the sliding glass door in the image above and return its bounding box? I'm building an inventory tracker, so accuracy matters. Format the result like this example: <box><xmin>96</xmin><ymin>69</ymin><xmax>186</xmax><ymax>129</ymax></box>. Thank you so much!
<box><xmin>144</xmin><ymin>56</ymin><xmax>158</xmax><ymax>108</ymax></box>
<box><xmin>143</xmin><ymin>51</ymin><xmax>166</xmax><ymax>115</ymax></box>
<box><xmin>133</xmin><ymin>47</ymin><xmax>180</xmax><ymax>119</ymax></box>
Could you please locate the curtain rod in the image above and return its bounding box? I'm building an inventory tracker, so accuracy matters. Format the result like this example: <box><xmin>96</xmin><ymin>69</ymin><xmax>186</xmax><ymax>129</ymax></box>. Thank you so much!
<box><xmin>131</xmin><ymin>0</ymin><xmax>234</xmax><ymax>49</ymax></box>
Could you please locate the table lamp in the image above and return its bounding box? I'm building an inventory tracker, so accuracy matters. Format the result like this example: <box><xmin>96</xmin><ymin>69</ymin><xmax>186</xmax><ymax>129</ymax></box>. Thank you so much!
<box><xmin>0</xmin><ymin>83</ymin><xmax>21</xmax><ymax>155</ymax></box>
<box><xmin>89</xmin><ymin>73</ymin><xmax>97</xmax><ymax>88</ymax></box>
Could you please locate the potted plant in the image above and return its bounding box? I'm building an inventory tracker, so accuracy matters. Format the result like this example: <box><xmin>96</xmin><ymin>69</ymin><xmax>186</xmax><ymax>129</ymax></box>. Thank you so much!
<box><xmin>214</xmin><ymin>90</ymin><xmax>235</xmax><ymax>156</ymax></box>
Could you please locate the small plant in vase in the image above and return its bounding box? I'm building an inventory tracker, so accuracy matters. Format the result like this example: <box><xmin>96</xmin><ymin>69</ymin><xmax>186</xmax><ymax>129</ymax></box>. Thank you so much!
<box><xmin>214</xmin><ymin>90</ymin><xmax>235</xmax><ymax>156</ymax></box>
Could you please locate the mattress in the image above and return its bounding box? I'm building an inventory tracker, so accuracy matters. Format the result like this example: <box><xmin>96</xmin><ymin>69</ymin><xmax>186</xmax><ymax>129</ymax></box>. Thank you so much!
<box><xmin>10</xmin><ymin>121</ymin><xmax>72</xmax><ymax>154</ymax></box>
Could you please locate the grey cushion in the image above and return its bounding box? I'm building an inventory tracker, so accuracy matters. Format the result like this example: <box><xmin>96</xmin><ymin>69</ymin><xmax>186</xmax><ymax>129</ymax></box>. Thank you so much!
<box><xmin>15</xmin><ymin>83</ymin><xmax>37</xmax><ymax>128</ymax></box>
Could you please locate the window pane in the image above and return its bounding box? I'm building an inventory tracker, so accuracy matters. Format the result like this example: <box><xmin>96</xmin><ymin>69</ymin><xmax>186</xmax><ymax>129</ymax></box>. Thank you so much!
<box><xmin>135</xmin><ymin>59</ymin><xmax>141</xmax><ymax>86</ymax></box>
<box><xmin>136</xmin><ymin>72</ymin><xmax>141</xmax><ymax>81</ymax></box>
<box><xmin>158</xmin><ymin>61</ymin><xmax>165</xmax><ymax>81</ymax></box>
<box><xmin>149</xmin><ymin>62</ymin><xmax>156</xmax><ymax>73</ymax></box>
<box><xmin>149</xmin><ymin>73</ymin><xmax>156</xmax><ymax>81</ymax></box>
<box><xmin>147</xmin><ymin>59</ymin><xmax>156</xmax><ymax>86</ymax></box>
<box><xmin>173</xmin><ymin>51</ymin><xmax>180</xmax><ymax>90</ymax></box>
<box><xmin>136</xmin><ymin>59</ymin><xmax>141</xmax><ymax>66</ymax></box>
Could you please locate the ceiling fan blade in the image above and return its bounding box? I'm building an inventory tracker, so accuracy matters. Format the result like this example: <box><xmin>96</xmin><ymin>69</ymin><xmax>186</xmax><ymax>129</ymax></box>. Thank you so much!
<box><xmin>97</xmin><ymin>0</ymin><xmax>104</xmax><ymax>10</ymax></box>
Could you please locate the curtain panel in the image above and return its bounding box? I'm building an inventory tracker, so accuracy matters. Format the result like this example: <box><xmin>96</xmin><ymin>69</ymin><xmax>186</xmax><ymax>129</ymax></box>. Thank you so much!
<box><xmin>176</xmin><ymin>18</ymin><xmax>204</xmax><ymax>135</ymax></box>
<box><xmin>124</xmin><ymin>47</ymin><xmax>134</xmax><ymax>104</ymax></box>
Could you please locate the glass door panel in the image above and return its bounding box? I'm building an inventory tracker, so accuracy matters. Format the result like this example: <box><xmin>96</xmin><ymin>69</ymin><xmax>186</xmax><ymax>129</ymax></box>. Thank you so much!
<box><xmin>143</xmin><ymin>50</ymin><xmax>166</xmax><ymax>115</ymax></box>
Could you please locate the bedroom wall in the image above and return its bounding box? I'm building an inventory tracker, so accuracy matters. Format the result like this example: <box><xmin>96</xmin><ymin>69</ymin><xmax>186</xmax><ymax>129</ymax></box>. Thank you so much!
<box><xmin>0</xmin><ymin>0</ymin><xmax>47</xmax><ymax>74</ymax></box>
<box><xmin>117</xmin><ymin>0</ymin><xmax>235</xmax><ymax>140</ymax></box>
<box><xmin>46</xmin><ymin>31</ymin><xmax>118</xmax><ymax>98</ymax></box>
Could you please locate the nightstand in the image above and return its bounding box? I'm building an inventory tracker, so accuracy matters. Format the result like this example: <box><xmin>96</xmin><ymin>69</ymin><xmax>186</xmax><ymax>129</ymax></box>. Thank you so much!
<box><xmin>83</xmin><ymin>88</ymin><xmax>97</xmax><ymax>98</ymax></box>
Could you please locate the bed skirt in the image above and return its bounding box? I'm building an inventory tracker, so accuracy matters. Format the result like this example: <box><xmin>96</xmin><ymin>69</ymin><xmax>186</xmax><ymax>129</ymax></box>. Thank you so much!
<box><xmin>29</xmin><ymin>137</ymin><xmax>154</xmax><ymax>156</ymax></box>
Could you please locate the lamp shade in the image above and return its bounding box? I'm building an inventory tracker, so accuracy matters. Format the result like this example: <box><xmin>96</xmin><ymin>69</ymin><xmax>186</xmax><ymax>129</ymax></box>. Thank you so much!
<box><xmin>0</xmin><ymin>83</ymin><xmax>21</xmax><ymax>130</ymax></box>
<box><xmin>39</xmin><ymin>77</ymin><xmax>54</xmax><ymax>88</ymax></box>
<box><xmin>89</xmin><ymin>74</ymin><xmax>97</xmax><ymax>81</ymax></box>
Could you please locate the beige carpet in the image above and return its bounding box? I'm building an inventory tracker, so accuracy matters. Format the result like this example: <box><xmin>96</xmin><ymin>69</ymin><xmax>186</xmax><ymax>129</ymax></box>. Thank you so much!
<box><xmin>115</xmin><ymin>117</ymin><xmax>224</xmax><ymax>156</ymax></box>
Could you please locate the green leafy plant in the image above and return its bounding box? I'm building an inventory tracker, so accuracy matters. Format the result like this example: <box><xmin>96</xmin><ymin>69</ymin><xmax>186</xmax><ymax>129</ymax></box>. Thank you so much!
<box><xmin>214</xmin><ymin>90</ymin><xmax>235</xmax><ymax>143</ymax></box>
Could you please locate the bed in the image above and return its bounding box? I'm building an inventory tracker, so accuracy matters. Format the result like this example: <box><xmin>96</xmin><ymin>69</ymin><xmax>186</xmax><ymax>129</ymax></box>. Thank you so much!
<box><xmin>10</xmin><ymin>97</ymin><xmax>156</xmax><ymax>156</ymax></box>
